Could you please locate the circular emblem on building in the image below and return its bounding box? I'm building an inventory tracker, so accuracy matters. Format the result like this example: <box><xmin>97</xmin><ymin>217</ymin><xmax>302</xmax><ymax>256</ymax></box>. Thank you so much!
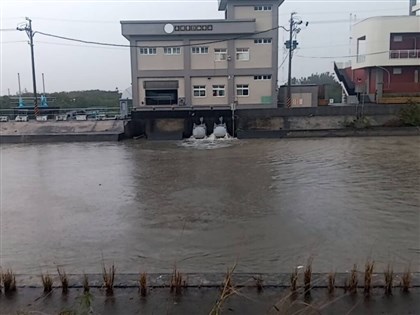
<box><xmin>164</xmin><ymin>23</ymin><xmax>174</xmax><ymax>34</ymax></box>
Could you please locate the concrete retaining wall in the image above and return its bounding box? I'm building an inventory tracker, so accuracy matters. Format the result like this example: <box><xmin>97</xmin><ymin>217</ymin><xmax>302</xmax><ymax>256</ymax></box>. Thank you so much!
<box><xmin>0</xmin><ymin>120</ymin><xmax>125</xmax><ymax>143</ymax></box>
<box><xmin>128</xmin><ymin>104</ymin><xmax>418</xmax><ymax>140</ymax></box>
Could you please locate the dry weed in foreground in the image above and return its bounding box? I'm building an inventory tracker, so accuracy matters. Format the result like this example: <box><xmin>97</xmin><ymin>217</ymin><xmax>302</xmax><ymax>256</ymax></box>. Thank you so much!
<box><xmin>349</xmin><ymin>264</ymin><xmax>358</xmax><ymax>294</ymax></box>
<box><xmin>170</xmin><ymin>266</ymin><xmax>185</xmax><ymax>295</ymax></box>
<box><xmin>271</xmin><ymin>291</ymin><xmax>321</xmax><ymax>315</ymax></box>
<box><xmin>139</xmin><ymin>272</ymin><xmax>147</xmax><ymax>297</ymax></box>
<box><xmin>102</xmin><ymin>263</ymin><xmax>115</xmax><ymax>295</ymax></box>
<box><xmin>290</xmin><ymin>267</ymin><xmax>299</xmax><ymax>294</ymax></box>
<box><xmin>364</xmin><ymin>260</ymin><xmax>374</xmax><ymax>297</ymax></box>
<box><xmin>2</xmin><ymin>269</ymin><xmax>17</xmax><ymax>293</ymax></box>
<box><xmin>209</xmin><ymin>263</ymin><xmax>237</xmax><ymax>315</ymax></box>
<box><xmin>384</xmin><ymin>264</ymin><xmax>393</xmax><ymax>295</ymax></box>
<box><xmin>254</xmin><ymin>275</ymin><xmax>263</xmax><ymax>292</ymax></box>
<box><xmin>401</xmin><ymin>266</ymin><xmax>411</xmax><ymax>293</ymax></box>
<box><xmin>57</xmin><ymin>267</ymin><xmax>69</xmax><ymax>294</ymax></box>
<box><xmin>304</xmin><ymin>258</ymin><xmax>313</xmax><ymax>296</ymax></box>
<box><xmin>328</xmin><ymin>272</ymin><xmax>336</xmax><ymax>296</ymax></box>
<box><xmin>41</xmin><ymin>272</ymin><xmax>53</xmax><ymax>293</ymax></box>
<box><xmin>83</xmin><ymin>274</ymin><xmax>90</xmax><ymax>293</ymax></box>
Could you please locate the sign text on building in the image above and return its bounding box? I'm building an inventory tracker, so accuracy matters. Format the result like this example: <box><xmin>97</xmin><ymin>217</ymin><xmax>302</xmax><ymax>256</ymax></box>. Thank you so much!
<box><xmin>174</xmin><ymin>25</ymin><xmax>213</xmax><ymax>32</ymax></box>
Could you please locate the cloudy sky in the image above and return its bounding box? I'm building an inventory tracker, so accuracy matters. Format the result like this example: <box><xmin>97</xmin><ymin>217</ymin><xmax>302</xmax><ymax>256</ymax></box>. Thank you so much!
<box><xmin>0</xmin><ymin>0</ymin><xmax>411</xmax><ymax>95</ymax></box>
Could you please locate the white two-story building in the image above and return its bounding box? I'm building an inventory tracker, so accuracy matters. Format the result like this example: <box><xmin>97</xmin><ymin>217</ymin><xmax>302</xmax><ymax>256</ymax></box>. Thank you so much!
<box><xmin>121</xmin><ymin>0</ymin><xmax>283</xmax><ymax>109</ymax></box>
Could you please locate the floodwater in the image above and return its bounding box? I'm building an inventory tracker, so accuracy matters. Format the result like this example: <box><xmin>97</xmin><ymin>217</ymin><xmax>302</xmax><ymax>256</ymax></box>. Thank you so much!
<box><xmin>1</xmin><ymin>137</ymin><xmax>419</xmax><ymax>275</ymax></box>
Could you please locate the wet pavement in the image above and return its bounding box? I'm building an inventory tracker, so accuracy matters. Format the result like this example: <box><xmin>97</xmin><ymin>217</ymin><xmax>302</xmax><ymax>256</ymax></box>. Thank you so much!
<box><xmin>1</xmin><ymin>287</ymin><xmax>419</xmax><ymax>315</ymax></box>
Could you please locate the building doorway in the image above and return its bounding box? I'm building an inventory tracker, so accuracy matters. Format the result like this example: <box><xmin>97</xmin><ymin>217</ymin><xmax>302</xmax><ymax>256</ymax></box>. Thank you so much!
<box><xmin>144</xmin><ymin>80</ymin><xmax>179</xmax><ymax>106</ymax></box>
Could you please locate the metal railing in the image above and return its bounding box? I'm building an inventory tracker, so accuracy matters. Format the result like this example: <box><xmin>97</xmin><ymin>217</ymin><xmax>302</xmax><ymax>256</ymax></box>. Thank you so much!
<box><xmin>0</xmin><ymin>107</ymin><xmax>125</xmax><ymax>121</ymax></box>
<box><xmin>356</xmin><ymin>55</ymin><xmax>366</xmax><ymax>63</ymax></box>
<box><xmin>145</xmin><ymin>96</ymin><xmax>177</xmax><ymax>106</ymax></box>
<box><xmin>389</xmin><ymin>49</ymin><xmax>420</xmax><ymax>59</ymax></box>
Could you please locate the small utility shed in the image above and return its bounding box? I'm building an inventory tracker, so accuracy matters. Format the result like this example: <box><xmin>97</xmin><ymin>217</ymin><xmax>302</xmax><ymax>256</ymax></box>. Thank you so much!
<box><xmin>278</xmin><ymin>84</ymin><xmax>319</xmax><ymax>107</ymax></box>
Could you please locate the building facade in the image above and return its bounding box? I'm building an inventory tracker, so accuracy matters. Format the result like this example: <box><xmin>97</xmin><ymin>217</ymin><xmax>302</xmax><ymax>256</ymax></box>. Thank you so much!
<box><xmin>335</xmin><ymin>16</ymin><xmax>420</xmax><ymax>104</ymax></box>
<box><xmin>121</xmin><ymin>0</ymin><xmax>283</xmax><ymax>109</ymax></box>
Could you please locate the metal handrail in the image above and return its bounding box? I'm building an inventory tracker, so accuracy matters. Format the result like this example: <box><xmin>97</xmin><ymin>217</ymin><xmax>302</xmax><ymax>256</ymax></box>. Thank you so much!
<box><xmin>389</xmin><ymin>49</ymin><xmax>420</xmax><ymax>59</ymax></box>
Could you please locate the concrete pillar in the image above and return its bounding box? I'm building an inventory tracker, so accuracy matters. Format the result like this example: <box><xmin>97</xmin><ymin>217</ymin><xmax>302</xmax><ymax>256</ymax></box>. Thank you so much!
<box><xmin>375</xmin><ymin>68</ymin><xmax>384</xmax><ymax>100</ymax></box>
<box><xmin>184</xmin><ymin>39</ymin><xmax>192</xmax><ymax>106</ymax></box>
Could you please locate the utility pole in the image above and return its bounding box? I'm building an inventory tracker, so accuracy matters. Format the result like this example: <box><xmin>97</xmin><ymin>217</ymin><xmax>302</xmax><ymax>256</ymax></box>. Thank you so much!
<box><xmin>285</xmin><ymin>13</ymin><xmax>308</xmax><ymax>108</ymax></box>
<box><xmin>17</xmin><ymin>17</ymin><xmax>39</xmax><ymax>116</ymax></box>
<box><xmin>286</xmin><ymin>12</ymin><xmax>295</xmax><ymax>108</ymax></box>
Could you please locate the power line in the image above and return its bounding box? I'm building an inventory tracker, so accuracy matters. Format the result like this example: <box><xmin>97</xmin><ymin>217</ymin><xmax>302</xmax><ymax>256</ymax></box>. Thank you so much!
<box><xmin>36</xmin><ymin>40</ymin><xmax>126</xmax><ymax>50</ymax></box>
<box><xmin>1</xmin><ymin>40</ymin><xmax>27</xmax><ymax>44</ymax></box>
<box><xmin>278</xmin><ymin>53</ymin><xmax>288</xmax><ymax>69</ymax></box>
<box><xmin>295</xmin><ymin>50</ymin><xmax>389</xmax><ymax>59</ymax></box>
<box><xmin>35</xmin><ymin>25</ymin><xmax>280</xmax><ymax>49</ymax></box>
<box><xmin>279</xmin><ymin>7</ymin><xmax>407</xmax><ymax>16</ymax></box>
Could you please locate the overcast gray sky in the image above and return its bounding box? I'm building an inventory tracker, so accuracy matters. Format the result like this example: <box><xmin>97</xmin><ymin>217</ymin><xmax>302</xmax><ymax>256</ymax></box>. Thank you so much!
<box><xmin>0</xmin><ymin>0</ymin><xmax>411</xmax><ymax>95</ymax></box>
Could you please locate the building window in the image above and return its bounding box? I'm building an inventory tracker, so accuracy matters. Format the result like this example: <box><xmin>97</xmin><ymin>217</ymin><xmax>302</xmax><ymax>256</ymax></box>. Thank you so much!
<box><xmin>164</xmin><ymin>47</ymin><xmax>181</xmax><ymax>55</ymax></box>
<box><xmin>254</xmin><ymin>38</ymin><xmax>272</xmax><ymax>44</ymax></box>
<box><xmin>393</xmin><ymin>68</ymin><xmax>402</xmax><ymax>75</ymax></box>
<box><xmin>236</xmin><ymin>48</ymin><xmax>250</xmax><ymax>61</ymax></box>
<box><xmin>254</xmin><ymin>75</ymin><xmax>272</xmax><ymax>80</ymax></box>
<box><xmin>254</xmin><ymin>5</ymin><xmax>272</xmax><ymax>11</ymax></box>
<box><xmin>236</xmin><ymin>84</ymin><xmax>249</xmax><ymax>96</ymax></box>
<box><xmin>139</xmin><ymin>48</ymin><xmax>157</xmax><ymax>55</ymax></box>
<box><xmin>214</xmin><ymin>48</ymin><xmax>227</xmax><ymax>61</ymax></box>
<box><xmin>193</xmin><ymin>85</ymin><xmax>206</xmax><ymax>97</ymax></box>
<box><xmin>212</xmin><ymin>85</ymin><xmax>225</xmax><ymax>97</ymax></box>
<box><xmin>393</xmin><ymin>35</ymin><xmax>403</xmax><ymax>42</ymax></box>
<box><xmin>191</xmin><ymin>46</ymin><xmax>209</xmax><ymax>54</ymax></box>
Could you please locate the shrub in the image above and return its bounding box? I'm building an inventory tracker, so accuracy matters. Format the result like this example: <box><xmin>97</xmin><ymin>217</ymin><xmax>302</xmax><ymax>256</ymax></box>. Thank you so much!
<box><xmin>399</xmin><ymin>102</ymin><xmax>420</xmax><ymax>126</ymax></box>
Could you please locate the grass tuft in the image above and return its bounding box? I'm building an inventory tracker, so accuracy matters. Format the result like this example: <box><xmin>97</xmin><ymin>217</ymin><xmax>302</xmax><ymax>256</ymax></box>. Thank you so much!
<box><xmin>364</xmin><ymin>260</ymin><xmax>374</xmax><ymax>297</ymax></box>
<box><xmin>328</xmin><ymin>272</ymin><xmax>336</xmax><ymax>296</ymax></box>
<box><xmin>139</xmin><ymin>272</ymin><xmax>147</xmax><ymax>297</ymax></box>
<box><xmin>209</xmin><ymin>263</ymin><xmax>237</xmax><ymax>315</ymax></box>
<box><xmin>83</xmin><ymin>274</ymin><xmax>90</xmax><ymax>293</ymax></box>
<box><xmin>2</xmin><ymin>269</ymin><xmax>17</xmax><ymax>293</ymax></box>
<box><xmin>290</xmin><ymin>267</ymin><xmax>299</xmax><ymax>294</ymax></box>
<box><xmin>170</xmin><ymin>266</ymin><xmax>184</xmax><ymax>295</ymax></box>
<box><xmin>41</xmin><ymin>272</ymin><xmax>53</xmax><ymax>293</ymax></box>
<box><xmin>384</xmin><ymin>264</ymin><xmax>393</xmax><ymax>296</ymax></box>
<box><xmin>102</xmin><ymin>263</ymin><xmax>115</xmax><ymax>295</ymax></box>
<box><xmin>57</xmin><ymin>267</ymin><xmax>69</xmax><ymax>295</ymax></box>
<box><xmin>304</xmin><ymin>257</ymin><xmax>313</xmax><ymax>296</ymax></box>
<box><xmin>349</xmin><ymin>264</ymin><xmax>358</xmax><ymax>294</ymax></box>
<box><xmin>401</xmin><ymin>266</ymin><xmax>411</xmax><ymax>293</ymax></box>
<box><xmin>254</xmin><ymin>275</ymin><xmax>263</xmax><ymax>293</ymax></box>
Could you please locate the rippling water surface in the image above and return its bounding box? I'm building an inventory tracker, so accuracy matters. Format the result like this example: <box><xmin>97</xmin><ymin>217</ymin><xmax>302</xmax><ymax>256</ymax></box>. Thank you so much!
<box><xmin>1</xmin><ymin>137</ymin><xmax>419</xmax><ymax>274</ymax></box>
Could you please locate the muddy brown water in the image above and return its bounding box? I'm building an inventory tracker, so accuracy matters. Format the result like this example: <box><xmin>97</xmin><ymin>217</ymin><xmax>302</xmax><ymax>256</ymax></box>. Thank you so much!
<box><xmin>1</xmin><ymin>137</ymin><xmax>419</xmax><ymax>275</ymax></box>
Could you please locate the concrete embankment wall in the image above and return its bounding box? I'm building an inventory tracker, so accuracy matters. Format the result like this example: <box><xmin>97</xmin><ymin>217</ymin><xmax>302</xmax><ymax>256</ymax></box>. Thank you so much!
<box><xmin>0</xmin><ymin>120</ymin><xmax>126</xmax><ymax>143</ymax></box>
<box><xmin>236</xmin><ymin>105</ymin><xmax>420</xmax><ymax>138</ymax></box>
<box><xmin>128</xmin><ymin>104</ymin><xmax>420</xmax><ymax>140</ymax></box>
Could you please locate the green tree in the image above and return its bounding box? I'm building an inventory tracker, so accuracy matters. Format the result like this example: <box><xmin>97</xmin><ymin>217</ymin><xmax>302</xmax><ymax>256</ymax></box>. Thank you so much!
<box><xmin>292</xmin><ymin>72</ymin><xmax>342</xmax><ymax>103</ymax></box>
<box><xmin>1</xmin><ymin>90</ymin><xmax>120</xmax><ymax>109</ymax></box>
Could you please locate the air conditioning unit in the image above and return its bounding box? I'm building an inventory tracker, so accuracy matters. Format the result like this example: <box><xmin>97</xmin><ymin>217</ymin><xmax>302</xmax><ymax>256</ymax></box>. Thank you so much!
<box><xmin>178</xmin><ymin>97</ymin><xmax>186</xmax><ymax>106</ymax></box>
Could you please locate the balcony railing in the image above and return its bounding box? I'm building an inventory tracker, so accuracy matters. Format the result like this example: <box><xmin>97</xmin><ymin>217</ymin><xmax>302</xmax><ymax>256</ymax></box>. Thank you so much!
<box><xmin>389</xmin><ymin>49</ymin><xmax>420</xmax><ymax>59</ymax></box>
<box><xmin>356</xmin><ymin>55</ymin><xmax>366</xmax><ymax>63</ymax></box>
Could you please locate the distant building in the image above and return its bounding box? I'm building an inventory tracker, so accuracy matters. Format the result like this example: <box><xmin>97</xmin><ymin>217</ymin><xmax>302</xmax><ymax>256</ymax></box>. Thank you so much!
<box><xmin>121</xmin><ymin>0</ymin><xmax>283</xmax><ymax>109</ymax></box>
<box><xmin>411</xmin><ymin>0</ymin><xmax>419</xmax><ymax>15</ymax></box>
<box><xmin>335</xmin><ymin>16</ymin><xmax>420</xmax><ymax>104</ymax></box>
<box><xmin>278</xmin><ymin>85</ymin><xmax>324</xmax><ymax>107</ymax></box>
